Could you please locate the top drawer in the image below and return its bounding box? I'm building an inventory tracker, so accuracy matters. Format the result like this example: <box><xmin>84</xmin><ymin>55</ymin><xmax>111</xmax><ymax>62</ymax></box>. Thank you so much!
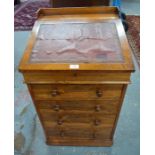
<box><xmin>23</xmin><ymin>71</ymin><xmax>131</xmax><ymax>84</ymax></box>
<box><xmin>30</xmin><ymin>84</ymin><xmax>123</xmax><ymax>101</ymax></box>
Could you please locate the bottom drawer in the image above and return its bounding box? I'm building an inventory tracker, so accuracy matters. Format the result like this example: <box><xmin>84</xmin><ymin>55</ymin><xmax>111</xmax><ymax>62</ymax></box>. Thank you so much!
<box><xmin>46</xmin><ymin>136</ymin><xmax>113</xmax><ymax>146</ymax></box>
<box><xmin>46</xmin><ymin>128</ymin><xmax>112</xmax><ymax>140</ymax></box>
<box><xmin>45</xmin><ymin>123</ymin><xmax>112</xmax><ymax>140</ymax></box>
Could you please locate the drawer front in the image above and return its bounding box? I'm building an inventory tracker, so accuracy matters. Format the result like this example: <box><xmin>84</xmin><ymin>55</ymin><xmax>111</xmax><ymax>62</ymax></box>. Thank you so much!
<box><xmin>39</xmin><ymin>109</ymin><xmax>116</xmax><ymax>126</ymax></box>
<box><xmin>24</xmin><ymin>71</ymin><xmax>131</xmax><ymax>83</ymax></box>
<box><xmin>31</xmin><ymin>84</ymin><xmax>123</xmax><ymax>100</ymax></box>
<box><xmin>45</xmin><ymin>125</ymin><xmax>112</xmax><ymax>140</ymax></box>
<box><xmin>46</xmin><ymin>136</ymin><xmax>113</xmax><ymax>146</ymax></box>
<box><xmin>36</xmin><ymin>100</ymin><xmax>119</xmax><ymax>115</ymax></box>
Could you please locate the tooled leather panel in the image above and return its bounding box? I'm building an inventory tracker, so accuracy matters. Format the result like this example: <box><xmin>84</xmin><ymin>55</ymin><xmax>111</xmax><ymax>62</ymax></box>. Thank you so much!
<box><xmin>30</xmin><ymin>22</ymin><xmax>124</xmax><ymax>63</ymax></box>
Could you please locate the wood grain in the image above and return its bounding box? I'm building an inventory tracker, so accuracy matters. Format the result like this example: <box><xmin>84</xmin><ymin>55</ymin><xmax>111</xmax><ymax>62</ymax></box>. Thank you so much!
<box><xmin>36</xmin><ymin>100</ymin><xmax>119</xmax><ymax>114</ymax></box>
<box><xmin>23</xmin><ymin>71</ymin><xmax>131</xmax><ymax>84</ymax></box>
<box><xmin>30</xmin><ymin>84</ymin><xmax>123</xmax><ymax>100</ymax></box>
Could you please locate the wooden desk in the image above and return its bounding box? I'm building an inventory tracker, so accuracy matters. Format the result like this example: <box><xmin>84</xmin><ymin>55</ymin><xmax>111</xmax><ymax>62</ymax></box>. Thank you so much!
<box><xmin>19</xmin><ymin>7</ymin><xmax>134</xmax><ymax>146</ymax></box>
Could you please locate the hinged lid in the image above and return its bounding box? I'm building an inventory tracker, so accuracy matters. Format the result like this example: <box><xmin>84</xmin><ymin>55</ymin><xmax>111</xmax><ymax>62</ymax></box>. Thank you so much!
<box><xmin>19</xmin><ymin>7</ymin><xmax>134</xmax><ymax>72</ymax></box>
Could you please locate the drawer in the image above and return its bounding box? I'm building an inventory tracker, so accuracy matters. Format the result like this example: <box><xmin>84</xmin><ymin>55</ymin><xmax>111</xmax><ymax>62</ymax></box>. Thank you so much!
<box><xmin>31</xmin><ymin>84</ymin><xmax>123</xmax><ymax>100</ymax></box>
<box><xmin>36</xmin><ymin>100</ymin><xmax>119</xmax><ymax>115</ymax></box>
<box><xmin>46</xmin><ymin>136</ymin><xmax>113</xmax><ymax>146</ymax></box>
<box><xmin>46</xmin><ymin>127</ymin><xmax>112</xmax><ymax>140</ymax></box>
<box><xmin>39</xmin><ymin>109</ymin><xmax>116</xmax><ymax>126</ymax></box>
<box><xmin>44</xmin><ymin>121</ymin><xmax>112</xmax><ymax>139</ymax></box>
<box><xmin>24</xmin><ymin>71</ymin><xmax>131</xmax><ymax>83</ymax></box>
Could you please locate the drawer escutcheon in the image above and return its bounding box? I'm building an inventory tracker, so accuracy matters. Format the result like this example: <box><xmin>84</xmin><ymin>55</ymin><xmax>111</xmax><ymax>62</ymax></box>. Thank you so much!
<box><xmin>96</xmin><ymin>90</ymin><xmax>103</xmax><ymax>97</ymax></box>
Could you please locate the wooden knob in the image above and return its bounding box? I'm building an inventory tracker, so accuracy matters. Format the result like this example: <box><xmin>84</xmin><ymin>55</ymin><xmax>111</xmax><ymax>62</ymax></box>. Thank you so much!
<box><xmin>95</xmin><ymin>105</ymin><xmax>101</xmax><ymax>112</ymax></box>
<box><xmin>57</xmin><ymin>119</ymin><xmax>63</xmax><ymax>125</ymax></box>
<box><xmin>51</xmin><ymin>90</ymin><xmax>59</xmax><ymax>97</ymax></box>
<box><xmin>53</xmin><ymin>104</ymin><xmax>60</xmax><ymax>111</ymax></box>
<box><xmin>96</xmin><ymin>90</ymin><xmax>102</xmax><ymax>97</ymax></box>
<box><xmin>94</xmin><ymin>119</ymin><xmax>101</xmax><ymax>126</ymax></box>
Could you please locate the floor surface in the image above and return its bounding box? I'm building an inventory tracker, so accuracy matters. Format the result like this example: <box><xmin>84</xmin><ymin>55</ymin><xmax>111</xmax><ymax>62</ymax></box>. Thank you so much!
<box><xmin>120</xmin><ymin>0</ymin><xmax>140</xmax><ymax>15</ymax></box>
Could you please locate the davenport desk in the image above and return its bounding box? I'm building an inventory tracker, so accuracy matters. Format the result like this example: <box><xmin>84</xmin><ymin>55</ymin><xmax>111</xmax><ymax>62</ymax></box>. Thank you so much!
<box><xmin>19</xmin><ymin>7</ymin><xmax>134</xmax><ymax>146</ymax></box>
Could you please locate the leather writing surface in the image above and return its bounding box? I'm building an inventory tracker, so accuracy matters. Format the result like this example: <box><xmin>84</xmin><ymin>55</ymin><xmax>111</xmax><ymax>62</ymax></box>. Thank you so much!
<box><xmin>30</xmin><ymin>22</ymin><xmax>123</xmax><ymax>63</ymax></box>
